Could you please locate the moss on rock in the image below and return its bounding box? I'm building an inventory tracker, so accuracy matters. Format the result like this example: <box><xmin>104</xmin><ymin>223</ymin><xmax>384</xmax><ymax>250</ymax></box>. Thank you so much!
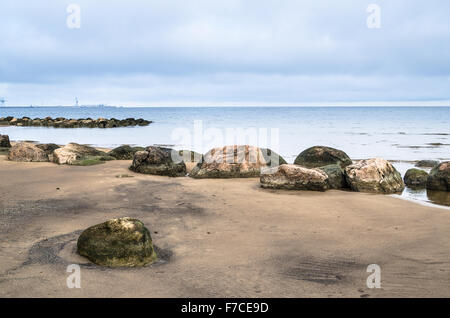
<box><xmin>77</xmin><ymin>217</ymin><xmax>157</xmax><ymax>267</ymax></box>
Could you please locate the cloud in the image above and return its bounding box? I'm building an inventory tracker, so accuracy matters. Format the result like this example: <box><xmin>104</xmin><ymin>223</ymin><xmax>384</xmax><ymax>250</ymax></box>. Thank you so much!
<box><xmin>0</xmin><ymin>0</ymin><xmax>449</xmax><ymax>105</ymax></box>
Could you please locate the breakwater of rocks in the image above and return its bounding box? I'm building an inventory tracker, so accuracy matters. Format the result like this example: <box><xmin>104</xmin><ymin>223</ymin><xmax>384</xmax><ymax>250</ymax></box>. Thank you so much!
<box><xmin>0</xmin><ymin>116</ymin><xmax>152</xmax><ymax>128</ymax></box>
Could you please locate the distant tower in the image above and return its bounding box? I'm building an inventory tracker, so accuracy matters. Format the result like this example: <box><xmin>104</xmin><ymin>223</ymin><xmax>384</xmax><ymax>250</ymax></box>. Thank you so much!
<box><xmin>75</xmin><ymin>97</ymin><xmax>79</xmax><ymax>107</ymax></box>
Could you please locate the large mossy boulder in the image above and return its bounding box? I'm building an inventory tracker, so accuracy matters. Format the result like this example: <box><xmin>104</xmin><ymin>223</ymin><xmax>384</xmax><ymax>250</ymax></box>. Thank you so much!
<box><xmin>344</xmin><ymin>158</ymin><xmax>405</xmax><ymax>194</ymax></box>
<box><xmin>294</xmin><ymin>146</ymin><xmax>352</xmax><ymax>168</ymax></box>
<box><xmin>260</xmin><ymin>164</ymin><xmax>329</xmax><ymax>191</ymax></box>
<box><xmin>404</xmin><ymin>168</ymin><xmax>428</xmax><ymax>188</ymax></box>
<box><xmin>130</xmin><ymin>146</ymin><xmax>186</xmax><ymax>177</ymax></box>
<box><xmin>109</xmin><ymin>145</ymin><xmax>145</xmax><ymax>160</ymax></box>
<box><xmin>53</xmin><ymin>143</ymin><xmax>115</xmax><ymax>165</ymax></box>
<box><xmin>189</xmin><ymin>145</ymin><xmax>281</xmax><ymax>179</ymax></box>
<box><xmin>415</xmin><ymin>160</ymin><xmax>439</xmax><ymax>168</ymax></box>
<box><xmin>318</xmin><ymin>164</ymin><xmax>349</xmax><ymax>189</ymax></box>
<box><xmin>426</xmin><ymin>161</ymin><xmax>450</xmax><ymax>192</ymax></box>
<box><xmin>77</xmin><ymin>217</ymin><xmax>157</xmax><ymax>267</ymax></box>
<box><xmin>0</xmin><ymin>135</ymin><xmax>11</xmax><ymax>148</ymax></box>
<box><xmin>8</xmin><ymin>142</ymin><xmax>49</xmax><ymax>162</ymax></box>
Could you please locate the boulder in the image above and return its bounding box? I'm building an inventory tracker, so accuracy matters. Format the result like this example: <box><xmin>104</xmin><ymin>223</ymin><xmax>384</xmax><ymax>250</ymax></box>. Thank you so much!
<box><xmin>7</xmin><ymin>142</ymin><xmax>49</xmax><ymax>162</ymax></box>
<box><xmin>53</xmin><ymin>143</ymin><xmax>114</xmax><ymax>165</ymax></box>
<box><xmin>344</xmin><ymin>158</ymin><xmax>405</xmax><ymax>194</ymax></box>
<box><xmin>189</xmin><ymin>145</ymin><xmax>275</xmax><ymax>179</ymax></box>
<box><xmin>260</xmin><ymin>164</ymin><xmax>329</xmax><ymax>191</ymax></box>
<box><xmin>404</xmin><ymin>169</ymin><xmax>428</xmax><ymax>188</ymax></box>
<box><xmin>36</xmin><ymin>143</ymin><xmax>60</xmax><ymax>154</ymax></box>
<box><xmin>318</xmin><ymin>164</ymin><xmax>349</xmax><ymax>189</ymax></box>
<box><xmin>415</xmin><ymin>160</ymin><xmax>439</xmax><ymax>168</ymax></box>
<box><xmin>177</xmin><ymin>150</ymin><xmax>204</xmax><ymax>163</ymax></box>
<box><xmin>109</xmin><ymin>145</ymin><xmax>145</xmax><ymax>160</ymax></box>
<box><xmin>260</xmin><ymin>148</ymin><xmax>287</xmax><ymax>167</ymax></box>
<box><xmin>0</xmin><ymin>135</ymin><xmax>11</xmax><ymax>148</ymax></box>
<box><xmin>130</xmin><ymin>146</ymin><xmax>186</xmax><ymax>177</ymax></box>
<box><xmin>77</xmin><ymin>217</ymin><xmax>157</xmax><ymax>267</ymax></box>
<box><xmin>294</xmin><ymin>146</ymin><xmax>352</xmax><ymax>168</ymax></box>
<box><xmin>426</xmin><ymin>162</ymin><xmax>449</xmax><ymax>191</ymax></box>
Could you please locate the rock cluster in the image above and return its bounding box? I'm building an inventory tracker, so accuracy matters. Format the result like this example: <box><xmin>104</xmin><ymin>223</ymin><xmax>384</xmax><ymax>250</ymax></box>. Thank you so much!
<box><xmin>0</xmin><ymin>116</ymin><xmax>151</xmax><ymax>128</ymax></box>
<box><xmin>77</xmin><ymin>217</ymin><xmax>157</xmax><ymax>267</ymax></box>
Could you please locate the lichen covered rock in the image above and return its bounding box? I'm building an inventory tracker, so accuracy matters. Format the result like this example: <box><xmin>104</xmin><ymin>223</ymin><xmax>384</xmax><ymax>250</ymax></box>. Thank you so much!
<box><xmin>77</xmin><ymin>217</ymin><xmax>157</xmax><ymax>267</ymax></box>
<box><xmin>344</xmin><ymin>158</ymin><xmax>404</xmax><ymax>194</ymax></box>
<box><xmin>0</xmin><ymin>135</ymin><xmax>11</xmax><ymax>148</ymax></box>
<box><xmin>53</xmin><ymin>143</ymin><xmax>114</xmax><ymax>165</ymax></box>
<box><xmin>294</xmin><ymin>146</ymin><xmax>352</xmax><ymax>168</ymax></box>
<box><xmin>318</xmin><ymin>164</ymin><xmax>349</xmax><ymax>189</ymax></box>
<box><xmin>260</xmin><ymin>164</ymin><xmax>329</xmax><ymax>191</ymax></box>
<box><xmin>426</xmin><ymin>162</ymin><xmax>450</xmax><ymax>192</ymax></box>
<box><xmin>404</xmin><ymin>168</ymin><xmax>428</xmax><ymax>188</ymax></box>
<box><xmin>130</xmin><ymin>146</ymin><xmax>186</xmax><ymax>177</ymax></box>
<box><xmin>109</xmin><ymin>145</ymin><xmax>145</xmax><ymax>160</ymax></box>
<box><xmin>415</xmin><ymin>160</ymin><xmax>439</xmax><ymax>168</ymax></box>
<box><xmin>8</xmin><ymin>142</ymin><xmax>49</xmax><ymax>162</ymax></box>
<box><xmin>190</xmin><ymin>145</ymin><xmax>280</xmax><ymax>179</ymax></box>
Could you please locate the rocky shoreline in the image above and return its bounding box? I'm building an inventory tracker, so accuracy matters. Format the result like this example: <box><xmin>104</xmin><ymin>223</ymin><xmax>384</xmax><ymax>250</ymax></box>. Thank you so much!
<box><xmin>0</xmin><ymin>116</ymin><xmax>152</xmax><ymax>128</ymax></box>
<box><xmin>2</xmin><ymin>136</ymin><xmax>447</xmax><ymax>197</ymax></box>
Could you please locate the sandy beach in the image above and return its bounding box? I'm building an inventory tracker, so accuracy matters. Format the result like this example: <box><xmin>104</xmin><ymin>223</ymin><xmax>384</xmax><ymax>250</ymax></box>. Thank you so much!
<box><xmin>1</xmin><ymin>153</ymin><xmax>449</xmax><ymax>298</ymax></box>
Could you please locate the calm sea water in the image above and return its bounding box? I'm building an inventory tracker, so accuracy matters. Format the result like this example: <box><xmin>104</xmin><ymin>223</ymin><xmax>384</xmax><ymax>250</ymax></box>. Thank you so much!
<box><xmin>1</xmin><ymin>106</ymin><xmax>449</xmax><ymax>207</ymax></box>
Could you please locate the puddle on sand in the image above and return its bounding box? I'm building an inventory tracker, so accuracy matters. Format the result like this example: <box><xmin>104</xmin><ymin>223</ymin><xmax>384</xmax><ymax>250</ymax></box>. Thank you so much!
<box><xmin>393</xmin><ymin>187</ymin><xmax>450</xmax><ymax>210</ymax></box>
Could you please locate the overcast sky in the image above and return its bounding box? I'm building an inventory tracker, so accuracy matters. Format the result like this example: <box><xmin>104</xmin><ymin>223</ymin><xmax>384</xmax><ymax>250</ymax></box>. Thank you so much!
<box><xmin>1</xmin><ymin>0</ymin><xmax>450</xmax><ymax>106</ymax></box>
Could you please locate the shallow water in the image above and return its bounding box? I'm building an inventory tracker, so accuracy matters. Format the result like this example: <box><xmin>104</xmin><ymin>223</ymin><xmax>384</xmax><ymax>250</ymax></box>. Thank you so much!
<box><xmin>1</xmin><ymin>106</ymin><xmax>449</xmax><ymax>208</ymax></box>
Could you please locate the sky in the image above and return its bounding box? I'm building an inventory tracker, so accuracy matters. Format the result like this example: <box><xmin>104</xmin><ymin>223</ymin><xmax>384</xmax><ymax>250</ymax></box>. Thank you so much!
<box><xmin>0</xmin><ymin>0</ymin><xmax>450</xmax><ymax>106</ymax></box>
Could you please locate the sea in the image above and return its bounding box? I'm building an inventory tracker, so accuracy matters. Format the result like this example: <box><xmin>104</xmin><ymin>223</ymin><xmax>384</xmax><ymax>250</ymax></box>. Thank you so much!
<box><xmin>1</xmin><ymin>106</ymin><xmax>449</xmax><ymax>208</ymax></box>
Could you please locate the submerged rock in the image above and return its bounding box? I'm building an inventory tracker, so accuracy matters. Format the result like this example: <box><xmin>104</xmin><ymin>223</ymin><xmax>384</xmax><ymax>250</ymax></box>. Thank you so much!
<box><xmin>415</xmin><ymin>160</ymin><xmax>439</xmax><ymax>168</ymax></box>
<box><xmin>294</xmin><ymin>146</ymin><xmax>352</xmax><ymax>168</ymax></box>
<box><xmin>53</xmin><ymin>143</ymin><xmax>114</xmax><ymax>165</ymax></box>
<box><xmin>109</xmin><ymin>145</ymin><xmax>145</xmax><ymax>160</ymax></box>
<box><xmin>77</xmin><ymin>217</ymin><xmax>157</xmax><ymax>267</ymax></box>
<box><xmin>344</xmin><ymin>158</ymin><xmax>405</xmax><ymax>194</ymax></box>
<box><xmin>189</xmin><ymin>145</ymin><xmax>279</xmax><ymax>179</ymax></box>
<box><xmin>0</xmin><ymin>135</ymin><xmax>11</xmax><ymax>148</ymax></box>
<box><xmin>426</xmin><ymin>161</ymin><xmax>450</xmax><ymax>192</ymax></box>
<box><xmin>260</xmin><ymin>164</ymin><xmax>329</xmax><ymax>191</ymax></box>
<box><xmin>130</xmin><ymin>146</ymin><xmax>186</xmax><ymax>177</ymax></box>
<box><xmin>8</xmin><ymin>142</ymin><xmax>49</xmax><ymax>162</ymax></box>
<box><xmin>404</xmin><ymin>169</ymin><xmax>428</xmax><ymax>188</ymax></box>
<box><xmin>318</xmin><ymin>164</ymin><xmax>349</xmax><ymax>189</ymax></box>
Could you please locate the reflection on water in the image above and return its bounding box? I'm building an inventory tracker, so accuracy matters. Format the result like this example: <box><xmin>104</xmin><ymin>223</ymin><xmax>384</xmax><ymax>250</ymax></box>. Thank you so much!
<box><xmin>400</xmin><ymin>187</ymin><xmax>450</xmax><ymax>209</ymax></box>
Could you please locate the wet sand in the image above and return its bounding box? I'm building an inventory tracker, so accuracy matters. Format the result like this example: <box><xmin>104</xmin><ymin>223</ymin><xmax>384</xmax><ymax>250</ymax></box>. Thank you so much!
<box><xmin>1</xmin><ymin>155</ymin><xmax>450</xmax><ymax>297</ymax></box>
